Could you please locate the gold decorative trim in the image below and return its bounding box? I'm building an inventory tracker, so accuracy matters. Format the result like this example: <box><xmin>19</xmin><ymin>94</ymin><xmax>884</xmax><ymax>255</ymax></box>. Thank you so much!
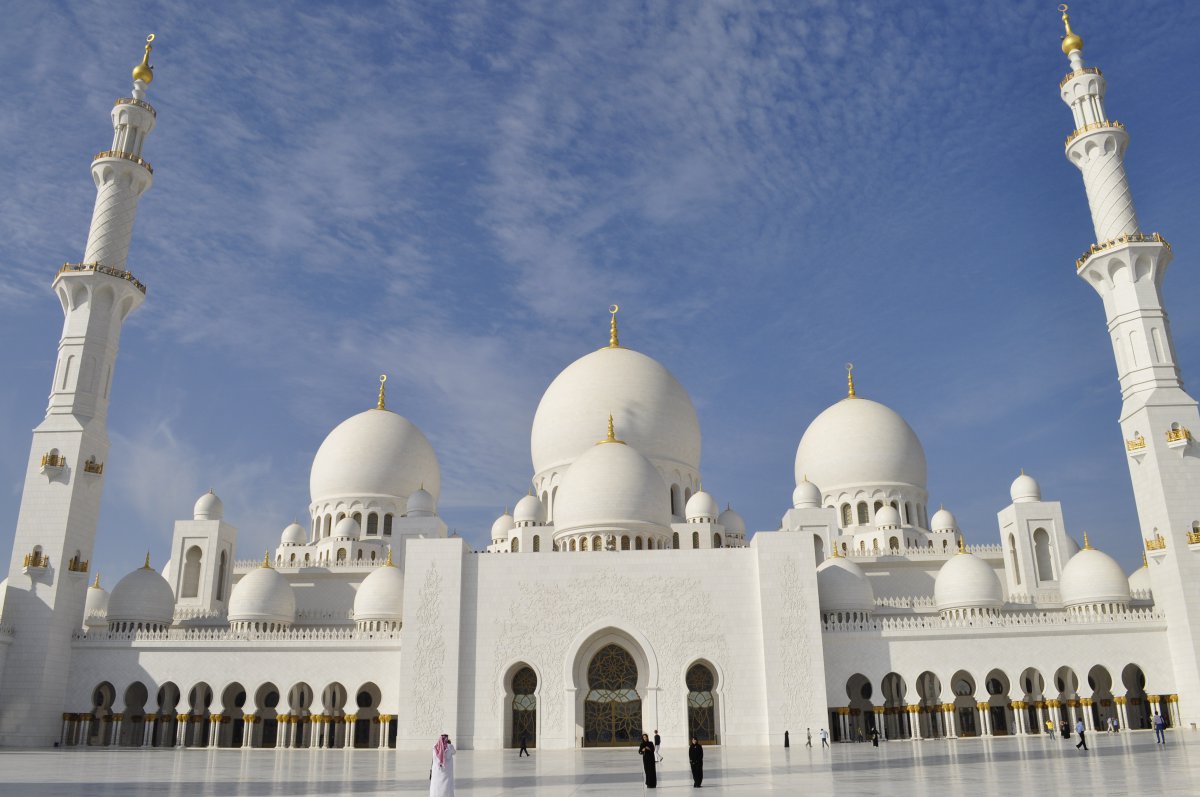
<box><xmin>1076</xmin><ymin>232</ymin><xmax>1169</xmax><ymax>271</ymax></box>
<box><xmin>1146</xmin><ymin>532</ymin><xmax>1167</xmax><ymax>551</ymax></box>
<box><xmin>1064</xmin><ymin>119</ymin><xmax>1124</xmax><ymax>148</ymax></box>
<box><xmin>1125</xmin><ymin>436</ymin><xmax>1146</xmax><ymax>452</ymax></box>
<box><xmin>58</xmin><ymin>262</ymin><xmax>147</xmax><ymax>294</ymax></box>
<box><xmin>1166</xmin><ymin>427</ymin><xmax>1192</xmax><ymax>444</ymax></box>
<box><xmin>1059</xmin><ymin>66</ymin><xmax>1102</xmax><ymax>89</ymax></box>
<box><xmin>114</xmin><ymin>97</ymin><xmax>157</xmax><ymax>117</ymax></box>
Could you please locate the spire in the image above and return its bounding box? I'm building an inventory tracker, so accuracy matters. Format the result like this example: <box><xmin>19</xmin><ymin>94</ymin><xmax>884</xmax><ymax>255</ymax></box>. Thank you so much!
<box><xmin>608</xmin><ymin>304</ymin><xmax>621</xmax><ymax>348</ymax></box>
<box><xmin>132</xmin><ymin>33</ymin><xmax>156</xmax><ymax>84</ymax></box>
<box><xmin>845</xmin><ymin>362</ymin><xmax>856</xmax><ymax>398</ymax></box>
<box><xmin>385</xmin><ymin>547</ymin><xmax>394</xmax><ymax>567</ymax></box>
<box><xmin>1058</xmin><ymin>4</ymin><xmax>1083</xmax><ymax>56</ymax></box>
<box><xmin>957</xmin><ymin>537</ymin><xmax>966</xmax><ymax>555</ymax></box>
<box><xmin>377</xmin><ymin>374</ymin><xmax>388</xmax><ymax>410</ymax></box>
<box><xmin>1142</xmin><ymin>551</ymin><xmax>1148</xmax><ymax>568</ymax></box>
<box><xmin>830</xmin><ymin>542</ymin><xmax>841</xmax><ymax>558</ymax></box>
<box><xmin>92</xmin><ymin>573</ymin><xmax>100</xmax><ymax>589</ymax></box>
<box><xmin>1083</xmin><ymin>532</ymin><xmax>1093</xmax><ymax>550</ymax></box>
<box><xmin>142</xmin><ymin>552</ymin><xmax>151</xmax><ymax>570</ymax></box>
<box><xmin>599</xmin><ymin>414</ymin><xmax>626</xmax><ymax>445</ymax></box>
<box><xmin>261</xmin><ymin>550</ymin><xmax>271</xmax><ymax>568</ymax></box>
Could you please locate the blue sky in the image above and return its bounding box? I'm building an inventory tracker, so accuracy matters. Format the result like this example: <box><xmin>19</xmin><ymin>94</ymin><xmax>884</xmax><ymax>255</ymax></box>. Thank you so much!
<box><xmin>1</xmin><ymin>1</ymin><xmax>1198</xmax><ymax>584</ymax></box>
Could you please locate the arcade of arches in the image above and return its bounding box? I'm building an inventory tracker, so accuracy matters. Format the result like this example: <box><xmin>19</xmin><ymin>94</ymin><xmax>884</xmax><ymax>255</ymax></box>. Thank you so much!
<box><xmin>59</xmin><ymin>680</ymin><xmax>397</xmax><ymax>749</ymax></box>
<box><xmin>831</xmin><ymin>664</ymin><xmax>1179</xmax><ymax>742</ymax></box>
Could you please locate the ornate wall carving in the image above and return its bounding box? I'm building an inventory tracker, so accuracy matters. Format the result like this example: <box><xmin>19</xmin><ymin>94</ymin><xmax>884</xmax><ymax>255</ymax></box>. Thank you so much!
<box><xmin>411</xmin><ymin>561</ymin><xmax>445</xmax><ymax>736</ymax></box>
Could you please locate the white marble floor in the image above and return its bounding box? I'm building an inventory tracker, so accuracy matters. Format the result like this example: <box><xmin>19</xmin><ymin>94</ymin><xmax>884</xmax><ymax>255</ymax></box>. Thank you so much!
<box><xmin>0</xmin><ymin>731</ymin><xmax>1192</xmax><ymax>796</ymax></box>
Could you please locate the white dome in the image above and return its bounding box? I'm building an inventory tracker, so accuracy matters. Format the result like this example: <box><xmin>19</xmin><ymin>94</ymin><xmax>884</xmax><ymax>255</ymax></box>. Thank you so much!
<box><xmin>107</xmin><ymin>564</ymin><xmax>175</xmax><ymax>626</ymax></box>
<box><xmin>1060</xmin><ymin>545</ymin><xmax>1131</xmax><ymax>607</ymax></box>
<box><xmin>84</xmin><ymin>578</ymin><xmax>109</xmax><ymax>628</ymax></box>
<box><xmin>491</xmin><ymin>511</ymin><xmax>515</xmax><ymax>540</ymax></box>
<box><xmin>406</xmin><ymin>487</ymin><xmax>436</xmax><ymax>517</ymax></box>
<box><xmin>333</xmin><ymin>516</ymin><xmax>360</xmax><ymax>539</ymax></box>
<box><xmin>795</xmin><ymin>396</ymin><xmax>927</xmax><ymax>494</ymax></box>
<box><xmin>531</xmin><ymin>346</ymin><xmax>700</xmax><ymax>478</ymax></box>
<box><xmin>816</xmin><ymin>557</ymin><xmax>875</xmax><ymax>614</ymax></box>
<box><xmin>930</xmin><ymin>506</ymin><xmax>958</xmax><ymax>532</ymax></box>
<box><xmin>193</xmin><ymin>490</ymin><xmax>223</xmax><ymax>520</ymax></box>
<box><xmin>281</xmin><ymin>522</ymin><xmax>307</xmax><ymax>546</ymax></box>
<box><xmin>353</xmin><ymin>560</ymin><xmax>405</xmax><ymax>621</ymax></box>
<box><xmin>228</xmin><ymin>564</ymin><xmax>296</xmax><ymax>625</ymax></box>
<box><xmin>554</xmin><ymin>438</ymin><xmax>671</xmax><ymax>535</ymax></box>
<box><xmin>718</xmin><ymin>505</ymin><xmax>746</xmax><ymax>535</ymax></box>
<box><xmin>875</xmin><ymin>505</ymin><xmax>901</xmax><ymax>529</ymax></box>
<box><xmin>685</xmin><ymin>490</ymin><xmax>719</xmax><ymax>522</ymax></box>
<box><xmin>1010</xmin><ymin>471</ymin><xmax>1041</xmax><ymax>503</ymax></box>
<box><xmin>934</xmin><ymin>552</ymin><xmax>1004</xmax><ymax>611</ymax></box>
<box><xmin>1128</xmin><ymin>563</ymin><xmax>1152</xmax><ymax>595</ymax></box>
<box><xmin>792</xmin><ymin>479</ymin><xmax>822</xmax><ymax>508</ymax></box>
<box><xmin>310</xmin><ymin>408</ymin><xmax>441</xmax><ymax>505</ymax></box>
<box><xmin>513</xmin><ymin>494</ymin><xmax>546</xmax><ymax>526</ymax></box>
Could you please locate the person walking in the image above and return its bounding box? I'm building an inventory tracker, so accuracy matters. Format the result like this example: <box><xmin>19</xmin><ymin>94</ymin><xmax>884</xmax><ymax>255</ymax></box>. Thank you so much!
<box><xmin>429</xmin><ymin>734</ymin><xmax>455</xmax><ymax>797</ymax></box>
<box><xmin>689</xmin><ymin>737</ymin><xmax>704</xmax><ymax>788</ymax></box>
<box><xmin>806</xmin><ymin>728</ymin><xmax>812</xmax><ymax>748</ymax></box>
<box><xmin>518</xmin><ymin>731</ymin><xmax>529</xmax><ymax>757</ymax></box>
<box><xmin>1074</xmin><ymin>718</ymin><xmax>1087</xmax><ymax>751</ymax></box>
<box><xmin>819</xmin><ymin>728</ymin><xmax>829</xmax><ymax>748</ymax></box>
<box><xmin>1153</xmin><ymin>711</ymin><xmax>1166</xmax><ymax>744</ymax></box>
<box><xmin>1044</xmin><ymin>718</ymin><xmax>1054</xmax><ymax>738</ymax></box>
<box><xmin>870</xmin><ymin>727</ymin><xmax>880</xmax><ymax>748</ymax></box>
<box><xmin>654</xmin><ymin>729</ymin><xmax>662</xmax><ymax>762</ymax></box>
<box><xmin>638</xmin><ymin>733</ymin><xmax>658</xmax><ymax>788</ymax></box>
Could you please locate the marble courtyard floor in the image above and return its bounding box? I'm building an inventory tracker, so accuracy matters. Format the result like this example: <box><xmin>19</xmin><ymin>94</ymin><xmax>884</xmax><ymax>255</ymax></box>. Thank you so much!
<box><xmin>0</xmin><ymin>731</ymin><xmax>1194</xmax><ymax>796</ymax></box>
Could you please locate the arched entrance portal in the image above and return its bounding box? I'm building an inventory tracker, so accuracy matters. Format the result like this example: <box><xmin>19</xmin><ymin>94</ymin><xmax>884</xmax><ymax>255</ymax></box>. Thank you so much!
<box><xmin>512</xmin><ymin>667</ymin><xmax>537</xmax><ymax>748</ymax></box>
<box><xmin>686</xmin><ymin>663</ymin><xmax>717</xmax><ymax>743</ymax></box>
<box><xmin>584</xmin><ymin>644</ymin><xmax>641</xmax><ymax>747</ymax></box>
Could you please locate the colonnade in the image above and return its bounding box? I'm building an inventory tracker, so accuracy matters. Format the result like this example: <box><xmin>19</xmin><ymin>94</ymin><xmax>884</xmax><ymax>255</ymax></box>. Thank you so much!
<box><xmin>60</xmin><ymin>712</ymin><xmax>398</xmax><ymax>749</ymax></box>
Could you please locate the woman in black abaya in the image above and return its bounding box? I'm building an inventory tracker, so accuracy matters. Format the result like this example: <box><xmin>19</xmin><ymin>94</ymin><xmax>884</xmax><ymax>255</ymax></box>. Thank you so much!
<box><xmin>638</xmin><ymin>733</ymin><xmax>657</xmax><ymax>788</ymax></box>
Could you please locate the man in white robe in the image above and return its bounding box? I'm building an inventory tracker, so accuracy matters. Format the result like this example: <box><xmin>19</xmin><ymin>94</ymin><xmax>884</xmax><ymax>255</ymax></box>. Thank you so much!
<box><xmin>430</xmin><ymin>734</ymin><xmax>455</xmax><ymax>797</ymax></box>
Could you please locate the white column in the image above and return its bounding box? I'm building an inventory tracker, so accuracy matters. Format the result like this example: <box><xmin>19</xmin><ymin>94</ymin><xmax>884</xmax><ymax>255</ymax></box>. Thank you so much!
<box><xmin>176</xmin><ymin>716</ymin><xmax>188</xmax><ymax>748</ymax></box>
<box><xmin>110</xmin><ymin>716</ymin><xmax>122</xmax><ymax>747</ymax></box>
<box><xmin>144</xmin><ymin>717</ymin><xmax>155</xmax><ymax>747</ymax></box>
<box><xmin>910</xmin><ymin>707</ymin><xmax>922</xmax><ymax>740</ymax></box>
<box><xmin>208</xmin><ymin>716</ymin><xmax>220</xmax><ymax>747</ymax></box>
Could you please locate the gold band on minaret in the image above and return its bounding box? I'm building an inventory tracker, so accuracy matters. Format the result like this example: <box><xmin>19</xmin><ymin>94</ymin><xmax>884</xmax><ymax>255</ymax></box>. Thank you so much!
<box><xmin>1058</xmin><ymin>5</ymin><xmax>1083</xmax><ymax>55</ymax></box>
<box><xmin>133</xmin><ymin>34</ymin><xmax>156</xmax><ymax>83</ymax></box>
<box><xmin>377</xmin><ymin>374</ymin><xmax>387</xmax><ymax>410</ymax></box>
<box><xmin>608</xmin><ymin>305</ymin><xmax>620</xmax><ymax>348</ymax></box>
<box><xmin>846</xmin><ymin>362</ymin><xmax>856</xmax><ymax>398</ymax></box>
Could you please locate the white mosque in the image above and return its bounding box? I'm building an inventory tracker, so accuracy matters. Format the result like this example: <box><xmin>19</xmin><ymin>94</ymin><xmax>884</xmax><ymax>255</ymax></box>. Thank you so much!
<box><xmin>1</xmin><ymin>9</ymin><xmax>1198</xmax><ymax>753</ymax></box>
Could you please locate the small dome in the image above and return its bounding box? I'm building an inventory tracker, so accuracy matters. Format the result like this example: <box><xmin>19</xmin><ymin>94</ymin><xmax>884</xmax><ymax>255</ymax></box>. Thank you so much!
<box><xmin>718</xmin><ymin>505</ymin><xmax>746</xmax><ymax>536</ymax></box>
<box><xmin>795</xmin><ymin>396</ymin><xmax>927</xmax><ymax>494</ymax></box>
<box><xmin>513</xmin><ymin>494</ymin><xmax>546</xmax><ymax>526</ymax></box>
<box><xmin>193</xmin><ymin>490</ymin><xmax>224</xmax><ymax>521</ymax></box>
<box><xmin>333</xmin><ymin>517</ymin><xmax>360</xmax><ymax>539</ymax></box>
<box><xmin>930</xmin><ymin>506</ymin><xmax>958</xmax><ymax>532</ymax></box>
<box><xmin>1060</xmin><ymin>545</ymin><xmax>1131</xmax><ymax>608</ymax></box>
<box><xmin>354</xmin><ymin>559</ymin><xmax>405</xmax><ymax>621</ymax></box>
<box><xmin>406</xmin><ymin>487</ymin><xmax>436</xmax><ymax>518</ymax></box>
<box><xmin>310</xmin><ymin>408</ymin><xmax>441</xmax><ymax>505</ymax></box>
<box><xmin>491</xmin><ymin>511</ymin><xmax>515</xmax><ymax>540</ymax></box>
<box><xmin>108</xmin><ymin>563</ymin><xmax>175</xmax><ymax>626</ymax></box>
<box><xmin>84</xmin><ymin>577</ymin><xmax>109</xmax><ymax>628</ymax></box>
<box><xmin>554</xmin><ymin>437</ymin><xmax>671</xmax><ymax>535</ymax></box>
<box><xmin>228</xmin><ymin>564</ymin><xmax>296</xmax><ymax>625</ymax></box>
<box><xmin>1010</xmin><ymin>471</ymin><xmax>1041</xmax><ymax>503</ymax></box>
<box><xmin>875</xmin><ymin>505</ymin><xmax>901</xmax><ymax>529</ymax></box>
<box><xmin>1128</xmin><ymin>562</ymin><xmax>1152</xmax><ymax>595</ymax></box>
<box><xmin>685</xmin><ymin>491</ymin><xmax>719</xmax><ymax>522</ymax></box>
<box><xmin>934</xmin><ymin>552</ymin><xmax>1004</xmax><ymax>611</ymax></box>
<box><xmin>281</xmin><ymin>522</ymin><xmax>307</xmax><ymax>546</ymax></box>
<box><xmin>816</xmin><ymin>556</ymin><xmax>875</xmax><ymax>614</ymax></box>
<box><xmin>792</xmin><ymin>479</ymin><xmax>822</xmax><ymax>509</ymax></box>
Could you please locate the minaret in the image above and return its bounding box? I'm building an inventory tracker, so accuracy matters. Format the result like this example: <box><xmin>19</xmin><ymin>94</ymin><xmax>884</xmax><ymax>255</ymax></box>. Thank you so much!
<box><xmin>0</xmin><ymin>36</ymin><xmax>159</xmax><ymax>746</ymax></box>
<box><xmin>1058</xmin><ymin>7</ymin><xmax>1200</xmax><ymax>721</ymax></box>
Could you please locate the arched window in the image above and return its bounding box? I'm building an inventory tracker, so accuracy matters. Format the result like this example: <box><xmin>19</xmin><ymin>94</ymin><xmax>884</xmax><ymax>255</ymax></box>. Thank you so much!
<box><xmin>580</xmin><ymin>537</ymin><xmax>588</xmax><ymax>552</ymax></box>
<box><xmin>304</xmin><ymin>553</ymin><xmax>311</xmax><ymax>564</ymax></box>
<box><xmin>873</xmin><ymin>500</ymin><xmax>884</xmax><ymax>515</ymax></box>
<box><xmin>686</xmin><ymin>663</ymin><xmax>717</xmax><ymax>743</ymax></box>
<box><xmin>592</xmin><ymin>535</ymin><xmax>602</xmax><ymax>552</ymax></box>
<box><xmin>692</xmin><ymin>531</ymin><xmax>700</xmax><ymax>549</ymax></box>
<box><xmin>181</xmin><ymin>546</ymin><xmax>202</xmax><ymax>599</ymax></box>
<box><xmin>511</xmin><ymin>539</ymin><xmax>519</xmax><ymax>553</ymax></box>
<box><xmin>671</xmin><ymin>484</ymin><xmax>683</xmax><ymax>516</ymax></box>
<box><xmin>584</xmin><ymin>645</ymin><xmax>640</xmax><ymax>746</ymax></box>
<box><xmin>1033</xmin><ymin>528</ymin><xmax>1053</xmax><ymax>581</ymax></box>
<box><xmin>713</xmin><ymin>533</ymin><xmax>722</xmax><ymax>548</ymax></box>
<box><xmin>289</xmin><ymin>553</ymin><xmax>296</xmax><ymax>565</ymax></box>
<box><xmin>841</xmin><ymin>504</ymin><xmax>853</xmax><ymax>527</ymax></box>
<box><xmin>533</xmin><ymin>535</ymin><xmax>541</xmax><ymax>552</ymax></box>
<box><xmin>889</xmin><ymin>536</ymin><xmax>899</xmax><ymax>551</ymax></box>
<box><xmin>352</xmin><ymin>512</ymin><xmax>362</xmax><ymax>530</ymax></box>
<box><xmin>366</xmin><ymin>513</ymin><xmax>378</xmax><ymax>536</ymax></box>
<box><xmin>383</xmin><ymin>514</ymin><xmax>393</xmax><ymax>536</ymax></box>
<box><xmin>511</xmin><ymin>667</ymin><xmax>537</xmax><ymax>748</ymax></box>
<box><xmin>621</xmin><ymin>536</ymin><xmax>630</xmax><ymax>551</ymax></box>
<box><xmin>216</xmin><ymin>550</ymin><xmax>228</xmax><ymax>601</ymax></box>
<box><xmin>324</xmin><ymin>514</ymin><xmax>332</xmax><ymax>538</ymax></box>
<box><xmin>635</xmin><ymin>537</ymin><xmax>643</xmax><ymax>550</ymax></box>
<box><xmin>337</xmin><ymin>548</ymin><xmax>347</xmax><ymax>562</ymax></box>
<box><xmin>1009</xmin><ymin>534</ymin><xmax>1021</xmax><ymax>585</ymax></box>
<box><xmin>672</xmin><ymin>532</ymin><xmax>680</xmax><ymax>549</ymax></box>
<box><xmin>570</xmin><ymin>539</ymin><xmax>578</xmax><ymax>552</ymax></box>
<box><xmin>356</xmin><ymin>549</ymin><xmax>364</xmax><ymax>560</ymax></box>
<box><xmin>904</xmin><ymin>502</ymin><xmax>913</xmax><ymax>525</ymax></box>
<box><xmin>857</xmin><ymin>502</ymin><xmax>869</xmax><ymax>525</ymax></box>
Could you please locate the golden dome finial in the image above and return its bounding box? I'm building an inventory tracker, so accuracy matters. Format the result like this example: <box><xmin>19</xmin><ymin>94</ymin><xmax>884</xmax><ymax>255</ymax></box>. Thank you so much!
<box><xmin>957</xmin><ymin>537</ymin><xmax>966</xmax><ymax>554</ymax></box>
<box><xmin>93</xmin><ymin>573</ymin><xmax>101</xmax><ymax>589</ymax></box>
<box><xmin>1082</xmin><ymin>532</ymin><xmax>1093</xmax><ymax>550</ymax></box>
<box><xmin>385</xmin><ymin>547</ymin><xmax>393</xmax><ymax>566</ymax></box>
<box><xmin>608</xmin><ymin>304</ymin><xmax>621</xmax><ymax>348</ymax></box>
<box><xmin>830</xmin><ymin>542</ymin><xmax>841</xmax><ymax>558</ymax></box>
<box><xmin>143</xmin><ymin>552</ymin><xmax>152</xmax><ymax>569</ymax></box>
<box><xmin>1059</xmin><ymin>5</ymin><xmax>1083</xmax><ymax>56</ymax></box>
<box><xmin>1142</xmin><ymin>551</ymin><xmax>1148</xmax><ymax>568</ymax></box>
<box><xmin>846</xmin><ymin>362</ymin><xmax>856</xmax><ymax>398</ymax></box>
<box><xmin>599</xmin><ymin>413</ymin><xmax>625</xmax><ymax>445</ymax></box>
<box><xmin>377</xmin><ymin>374</ymin><xmax>388</xmax><ymax>410</ymax></box>
<box><xmin>133</xmin><ymin>33</ymin><xmax>156</xmax><ymax>84</ymax></box>
<box><xmin>262</xmin><ymin>550</ymin><xmax>271</xmax><ymax>568</ymax></box>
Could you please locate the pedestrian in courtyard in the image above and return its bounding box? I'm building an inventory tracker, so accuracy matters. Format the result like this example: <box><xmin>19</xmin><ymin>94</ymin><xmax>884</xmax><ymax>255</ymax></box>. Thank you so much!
<box><xmin>856</xmin><ymin>725</ymin><xmax>864</xmax><ymax>743</ymax></box>
<box><xmin>819</xmin><ymin>728</ymin><xmax>829</xmax><ymax>748</ymax></box>
<box><xmin>689</xmin><ymin>736</ymin><xmax>704</xmax><ymax>787</ymax></box>
<box><xmin>806</xmin><ymin>728</ymin><xmax>812</xmax><ymax>747</ymax></box>
<box><xmin>1074</xmin><ymin>718</ymin><xmax>1087</xmax><ymax>751</ymax></box>
<box><xmin>870</xmin><ymin>727</ymin><xmax>879</xmax><ymax>748</ymax></box>
<box><xmin>518</xmin><ymin>731</ymin><xmax>529</xmax><ymax>757</ymax></box>
<box><xmin>1045</xmin><ymin>718</ymin><xmax>1054</xmax><ymax>738</ymax></box>
<box><xmin>654</xmin><ymin>729</ymin><xmax>662</xmax><ymax>762</ymax></box>
<box><xmin>430</xmin><ymin>734</ymin><xmax>455</xmax><ymax>797</ymax></box>
<box><xmin>1153</xmin><ymin>711</ymin><xmax>1166</xmax><ymax>743</ymax></box>
<box><xmin>638</xmin><ymin>733</ymin><xmax>658</xmax><ymax>788</ymax></box>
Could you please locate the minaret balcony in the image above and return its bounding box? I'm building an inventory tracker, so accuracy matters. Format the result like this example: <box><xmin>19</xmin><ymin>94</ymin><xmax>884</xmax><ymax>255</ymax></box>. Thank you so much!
<box><xmin>1166</xmin><ymin>427</ymin><xmax>1192</xmax><ymax>451</ymax></box>
<box><xmin>39</xmin><ymin>452</ymin><xmax>66</xmax><ymax>472</ymax></box>
<box><xmin>67</xmin><ymin>556</ymin><xmax>89</xmax><ymax>573</ymax></box>
<box><xmin>92</xmin><ymin>149</ymin><xmax>154</xmax><ymax>175</ymax></box>
<box><xmin>1145</xmin><ymin>532</ymin><xmax>1167</xmax><ymax>552</ymax></box>
<box><xmin>1059</xmin><ymin>66</ymin><xmax>1102</xmax><ymax>89</ymax></box>
<box><xmin>1075</xmin><ymin>232</ymin><xmax>1170</xmax><ymax>271</ymax></box>
<box><xmin>57</xmin><ymin>263</ymin><xmax>147</xmax><ymax>294</ymax></box>
<box><xmin>114</xmin><ymin>97</ymin><xmax>156</xmax><ymax>118</ymax></box>
<box><xmin>1125</xmin><ymin>435</ymin><xmax>1146</xmax><ymax>458</ymax></box>
<box><xmin>1187</xmin><ymin>530</ymin><xmax>1200</xmax><ymax>546</ymax></box>
<box><xmin>21</xmin><ymin>552</ymin><xmax>49</xmax><ymax>570</ymax></box>
<box><xmin>82</xmin><ymin>458</ymin><xmax>104</xmax><ymax>475</ymax></box>
<box><xmin>1064</xmin><ymin>119</ymin><xmax>1125</xmax><ymax>148</ymax></box>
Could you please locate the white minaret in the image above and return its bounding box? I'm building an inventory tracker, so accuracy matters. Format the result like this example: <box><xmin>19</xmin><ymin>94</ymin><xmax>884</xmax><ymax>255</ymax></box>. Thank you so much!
<box><xmin>0</xmin><ymin>35</ymin><xmax>159</xmax><ymax>746</ymax></box>
<box><xmin>1059</xmin><ymin>7</ymin><xmax>1200</xmax><ymax>722</ymax></box>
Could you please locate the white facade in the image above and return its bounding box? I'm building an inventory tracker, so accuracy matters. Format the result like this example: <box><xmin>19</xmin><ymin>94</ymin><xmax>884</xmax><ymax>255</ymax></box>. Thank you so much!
<box><xmin>0</xmin><ymin>14</ymin><xmax>1195</xmax><ymax>752</ymax></box>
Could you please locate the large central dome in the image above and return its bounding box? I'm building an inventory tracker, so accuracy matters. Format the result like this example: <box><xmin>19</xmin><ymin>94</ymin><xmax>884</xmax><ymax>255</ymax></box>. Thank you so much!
<box><xmin>795</xmin><ymin>396</ymin><xmax>927</xmax><ymax>494</ymax></box>
<box><xmin>310</xmin><ymin>408</ymin><xmax>440</xmax><ymax>505</ymax></box>
<box><xmin>531</xmin><ymin>345</ymin><xmax>700</xmax><ymax>477</ymax></box>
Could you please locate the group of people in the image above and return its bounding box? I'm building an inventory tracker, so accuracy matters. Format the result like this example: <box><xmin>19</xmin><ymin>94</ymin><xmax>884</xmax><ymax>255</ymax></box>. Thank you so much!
<box><xmin>637</xmin><ymin>729</ymin><xmax>708</xmax><ymax>788</ymax></box>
